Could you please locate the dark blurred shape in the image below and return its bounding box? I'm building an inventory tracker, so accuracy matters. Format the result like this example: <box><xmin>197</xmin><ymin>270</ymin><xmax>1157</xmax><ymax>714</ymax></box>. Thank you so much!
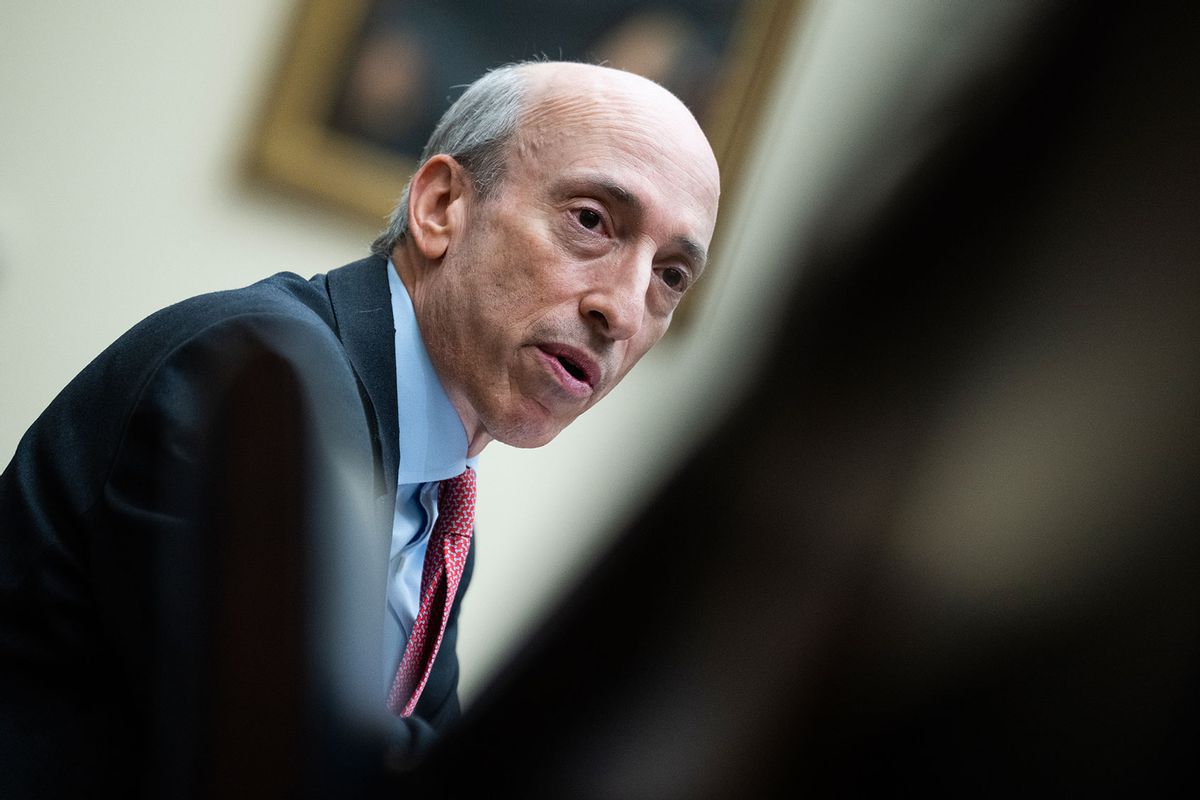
<box><xmin>0</xmin><ymin>299</ymin><xmax>398</xmax><ymax>797</ymax></box>
<box><xmin>140</xmin><ymin>330</ymin><xmax>396</xmax><ymax>798</ymax></box>
<box><xmin>407</xmin><ymin>2</ymin><xmax>1200</xmax><ymax>796</ymax></box>
<box><xmin>196</xmin><ymin>349</ymin><xmax>384</xmax><ymax>799</ymax></box>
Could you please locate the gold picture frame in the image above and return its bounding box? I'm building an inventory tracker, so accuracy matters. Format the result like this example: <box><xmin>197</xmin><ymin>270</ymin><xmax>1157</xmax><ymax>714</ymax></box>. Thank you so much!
<box><xmin>250</xmin><ymin>0</ymin><xmax>801</xmax><ymax>255</ymax></box>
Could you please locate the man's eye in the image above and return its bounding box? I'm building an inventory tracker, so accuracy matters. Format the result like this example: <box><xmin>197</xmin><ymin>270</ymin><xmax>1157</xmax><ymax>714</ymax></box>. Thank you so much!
<box><xmin>577</xmin><ymin>209</ymin><xmax>602</xmax><ymax>230</ymax></box>
<box><xmin>662</xmin><ymin>267</ymin><xmax>688</xmax><ymax>291</ymax></box>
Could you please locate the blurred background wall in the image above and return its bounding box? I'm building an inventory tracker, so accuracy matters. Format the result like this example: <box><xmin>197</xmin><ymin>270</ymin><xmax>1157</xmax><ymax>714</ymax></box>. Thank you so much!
<box><xmin>0</xmin><ymin>0</ymin><xmax>1021</xmax><ymax>701</ymax></box>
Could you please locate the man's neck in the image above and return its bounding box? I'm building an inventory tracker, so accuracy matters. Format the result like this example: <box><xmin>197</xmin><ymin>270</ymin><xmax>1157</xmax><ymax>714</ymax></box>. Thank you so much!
<box><xmin>390</xmin><ymin>250</ymin><xmax>491</xmax><ymax>458</ymax></box>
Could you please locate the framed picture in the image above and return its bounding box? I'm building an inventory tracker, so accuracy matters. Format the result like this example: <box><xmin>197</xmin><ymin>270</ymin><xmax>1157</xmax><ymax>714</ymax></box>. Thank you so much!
<box><xmin>251</xmin><ymin>0</ymin><xmax>801</xmax><ymax>249</ymax></box>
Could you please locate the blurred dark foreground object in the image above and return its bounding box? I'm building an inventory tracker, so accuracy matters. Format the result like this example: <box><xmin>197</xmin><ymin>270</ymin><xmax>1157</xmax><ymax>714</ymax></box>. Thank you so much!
<box><xmin>405</xmin><ymin>2</ymin><xmax>1200</xmax><ymax>796</ymax></box>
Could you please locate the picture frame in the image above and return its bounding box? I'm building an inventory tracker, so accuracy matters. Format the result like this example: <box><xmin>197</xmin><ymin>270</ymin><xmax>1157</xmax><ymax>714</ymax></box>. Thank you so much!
<box><xmin>250</xmin><ymin>0</ymin><xmax>802</xmax><ymax>278</ymax></box>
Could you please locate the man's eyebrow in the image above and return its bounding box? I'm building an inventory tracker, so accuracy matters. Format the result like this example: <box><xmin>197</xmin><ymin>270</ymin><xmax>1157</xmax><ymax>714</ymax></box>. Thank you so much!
<box><xmin>576</xmin><ymin>178</ymin><xmax>709</xmax><ymax>275</ymax></box>
<box><xmin>589</xmin><ymin>178</ymin><xmax>642</xmax><ymax>215</ymax></box>
<box><xmin>675</xmin><ymin>236</ymin><xmax>709</xmax><ymax>277</ymax></box>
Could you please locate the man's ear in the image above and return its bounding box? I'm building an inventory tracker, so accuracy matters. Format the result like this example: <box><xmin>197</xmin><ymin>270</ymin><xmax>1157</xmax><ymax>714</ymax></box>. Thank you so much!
<box><xmin>407</xmin><ymin>154</ymin><xmax>468</xmax><ymax>261</ymax></box>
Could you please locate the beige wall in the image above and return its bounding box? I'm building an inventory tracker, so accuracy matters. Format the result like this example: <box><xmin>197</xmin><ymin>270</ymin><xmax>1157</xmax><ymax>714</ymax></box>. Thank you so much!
<box><xmin>0</xmin><ymin>0</ymin><xmax>976</xmax><ymax>701</ymax></box>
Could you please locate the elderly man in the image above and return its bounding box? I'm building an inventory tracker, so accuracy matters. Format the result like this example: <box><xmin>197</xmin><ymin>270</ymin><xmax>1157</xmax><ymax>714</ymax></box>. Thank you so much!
<box><xmin>0</xmin><ymin>61</ymin><xmax>719</xmax><ymax>793</ymax></box>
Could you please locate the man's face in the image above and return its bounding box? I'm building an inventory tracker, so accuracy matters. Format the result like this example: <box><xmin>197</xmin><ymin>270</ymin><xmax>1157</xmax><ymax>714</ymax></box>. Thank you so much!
<box><xmin>416</xmin><ymin>73</ymin><xmax>720</xmax><ymax>451</ymax></box>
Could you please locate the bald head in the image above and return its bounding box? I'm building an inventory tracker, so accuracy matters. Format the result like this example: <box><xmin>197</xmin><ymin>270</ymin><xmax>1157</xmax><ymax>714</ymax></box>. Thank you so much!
<box><xmin>518</xmin><ymin>61</ymin><xmax>711</xmax><ymax>135</ymax></box>
<box><xmin>519</xmin><ymin>62</ymin><xmax>716</xmax><ymax>158</ymax></box>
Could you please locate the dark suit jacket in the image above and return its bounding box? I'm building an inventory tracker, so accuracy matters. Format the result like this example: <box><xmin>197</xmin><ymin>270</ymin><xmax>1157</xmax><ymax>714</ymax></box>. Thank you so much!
<box><xmin>0</xmin><ymin>255</ymin><xmax>472</xmax><ymax>796</ymax></box>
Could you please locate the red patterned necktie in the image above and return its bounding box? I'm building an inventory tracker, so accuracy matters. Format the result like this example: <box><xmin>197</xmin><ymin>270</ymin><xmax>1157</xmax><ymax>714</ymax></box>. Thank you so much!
<box><xmin>387</xmin><ymin>467</ymin><xmax>476</xmax><ymax>718</ymax></box>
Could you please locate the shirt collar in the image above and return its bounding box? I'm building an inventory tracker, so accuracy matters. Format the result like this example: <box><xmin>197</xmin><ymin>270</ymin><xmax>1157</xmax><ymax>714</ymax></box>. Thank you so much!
<box><xmin>387</xmin><ymin>259</ymin><xmax>472</xmax><ymax>484</ymax></box>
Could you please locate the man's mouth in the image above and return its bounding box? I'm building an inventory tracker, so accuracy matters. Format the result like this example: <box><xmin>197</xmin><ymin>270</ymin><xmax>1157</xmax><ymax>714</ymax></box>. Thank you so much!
<box><xmin>556</xmin><ymin>355</ymin><xmax>587</xmax><ymax>382</ymax></box>
<box><xmin>536</xmin><ymin>344</ymin><xmax>599</xmax><ymax>392</ymax></box>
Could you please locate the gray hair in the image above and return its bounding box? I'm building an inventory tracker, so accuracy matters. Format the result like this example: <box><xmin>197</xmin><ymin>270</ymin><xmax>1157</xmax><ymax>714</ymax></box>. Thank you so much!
<box><xmin>369</xmin><ymin>64</ymin><xmax>530</xmax><ymax>257</ymax></box>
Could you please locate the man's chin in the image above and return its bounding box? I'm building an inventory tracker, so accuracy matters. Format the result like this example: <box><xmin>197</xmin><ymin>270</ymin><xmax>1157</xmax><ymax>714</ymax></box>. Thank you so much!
<box><xmin>487</xmin><ymin>408</ymin><xmax>575</xmax><ymax>450</ymax></box>
<box><xmin>493</xmin><ymin>424</ymin><xmax>566</xmax><ymax>450</ymax></box>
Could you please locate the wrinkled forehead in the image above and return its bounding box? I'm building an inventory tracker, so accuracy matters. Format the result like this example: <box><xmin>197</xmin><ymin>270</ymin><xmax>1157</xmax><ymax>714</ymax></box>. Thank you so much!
<box><xmin>514</xmin><ymin>63</ymin><xmax>721</xmax><ymax>212</ymax></box>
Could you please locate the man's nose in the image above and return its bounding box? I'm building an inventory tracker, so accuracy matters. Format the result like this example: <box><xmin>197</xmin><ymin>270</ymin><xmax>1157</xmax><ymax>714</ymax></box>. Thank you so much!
<box><xmin>580</xmin><ymin>254</ymin><xmax>650</xmax><ymax>341</ymax></box>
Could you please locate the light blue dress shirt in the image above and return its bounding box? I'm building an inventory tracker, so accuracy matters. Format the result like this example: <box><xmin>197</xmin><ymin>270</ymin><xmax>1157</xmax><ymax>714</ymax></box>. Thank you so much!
<box><xmin>383</xmin><ymin>260</ymin><xmax>476</xmax><ymax>689</ymax></box>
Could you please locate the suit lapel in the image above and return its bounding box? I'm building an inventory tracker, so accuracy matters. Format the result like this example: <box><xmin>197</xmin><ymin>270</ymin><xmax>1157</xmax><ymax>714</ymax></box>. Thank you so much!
<box><xmin>324</xmin><ymin>255</ymin><xmax>399</xmax><ymax>500</ymax></box>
